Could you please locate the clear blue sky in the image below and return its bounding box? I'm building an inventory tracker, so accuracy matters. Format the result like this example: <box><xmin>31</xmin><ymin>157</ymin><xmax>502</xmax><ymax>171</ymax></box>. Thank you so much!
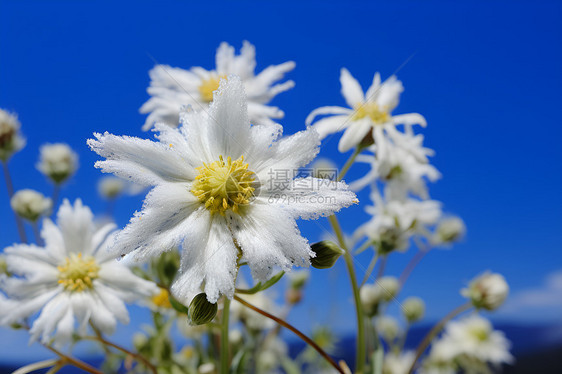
<box><xmin>1</xmin><ymin>0</ymin><xmax>561</xmax><ymax>362</ymax></box>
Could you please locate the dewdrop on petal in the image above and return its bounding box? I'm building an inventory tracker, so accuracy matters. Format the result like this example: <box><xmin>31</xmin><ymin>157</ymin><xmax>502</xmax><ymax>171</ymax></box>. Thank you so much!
<box><xmin>37</xmin><ymin>143</ymin><xmax>78</xmax><ymax>184</ymax></box>
<box><xmin>462</xmin><ymin>272</ymin><xmax>509</xmax><ymax>311</ymax></box>
<box><xmin>98</xmin><ymin>176</ymin><xmax>125</xmax><ymax>199</ymax></box>
<box><xmin>0</xmin><ymin>109</ymin><xmax>25</xmax><ymax>161</ymax></box>
<box><xmin>10</xmin><ymin>189</ymin><xmax>52</xmax><ymax>222</ymax></box>
<box><xmin>402</xmin><ymin>296</ymin><xmax>425</xmax><ymax>323</ymax></box>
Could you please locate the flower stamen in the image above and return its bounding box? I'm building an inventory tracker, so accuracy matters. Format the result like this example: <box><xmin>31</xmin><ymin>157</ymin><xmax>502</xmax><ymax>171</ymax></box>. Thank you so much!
<box><xmin>198</xmin><ymin>75</ymin><xmax>226</xmax><ymax>103</ymax></box>
<box><xmin>57</xmin><ymin>253</ymin><xmax>100</xmax><ymax>292</ymax></box>
<box><xmin>352</xmin><ymin>103</ymin><xmax>390</xmax><ymax>124</ymax></box>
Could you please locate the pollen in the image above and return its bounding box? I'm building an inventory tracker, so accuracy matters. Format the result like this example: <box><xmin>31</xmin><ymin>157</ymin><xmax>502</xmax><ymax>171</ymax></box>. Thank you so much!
<box><xmin>57</xmin><ymin>253</ymin><xmax>100</xmax><ymax>292</ymax></box>
<box><xmin>352</xmin><ymin>102</ymin><xmax>390</xmax><ymax>124</ymax></box>
<box><xmin>198</xmin><ymin>75</ymin><xmax>226</xmax><ymax>103</ymax></box>
<box><xmin>191</xmin><ymin>155</ymin><xmax>256</xmax><ymax>216</ymax></box>
<box><xmin>151</xmin><ymin>288</ymin><xmax>172</xmax><ymax>309</ymax></box>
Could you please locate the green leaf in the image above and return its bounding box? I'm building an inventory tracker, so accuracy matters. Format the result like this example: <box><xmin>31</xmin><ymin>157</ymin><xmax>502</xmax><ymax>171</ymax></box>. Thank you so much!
<box><xmin>235</xmin><ymin>271</ymin><xmax>285</xmax><ymax>294</ymax></box>
<box><xmin>168</xmin><ymin>295</ymin><xmax>189</xmax><ymax>315</ymax></box>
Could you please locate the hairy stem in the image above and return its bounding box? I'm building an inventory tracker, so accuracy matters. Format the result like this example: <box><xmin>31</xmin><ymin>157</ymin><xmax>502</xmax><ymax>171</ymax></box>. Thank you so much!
<box><xmin>2</xmin><ymin>162</ymin><xmax>27</xmax><ymax>243</ymax></box>
<box><xmin>407</xmin><ymin>302</ymin><xmax>472</xmax><ymax>373</ymax></box>
<box><xmin>328</xmin><ymin>214</ymin><xmax>366</xmax><ymax>374</ymax></box>
<box><xmin>221</xmin><ymin>296</ymin><xmax>231</xmax><ymax>374</ymax></box>
<box><xmin>234</xmin><ymin>294</ymin><xmax>345</xmax><ymax>374</ymax></box>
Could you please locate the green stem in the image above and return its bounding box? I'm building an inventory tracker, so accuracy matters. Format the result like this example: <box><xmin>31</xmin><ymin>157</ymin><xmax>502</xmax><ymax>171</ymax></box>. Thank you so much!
<box><xmin>338</xmin><ymin>146</ymin><xmax>363</xmax><ymax>181</ymax></box>
<box><xmin>221</xmin><ymin>297</ymin><xmax>231</xmax><ymax>374</ymax></box>
<box><xmin>328</xmin><ymin>214</ymin><xmax>366</xmax><ymax>373</ymax></box>
<box><xmin>2</xmin><ymin>161</ymin><xmax>28</xmax><ymax>243</ymax></box>
<box><xmin>407</xmin><ymin>302</ymin><xmax>472</xmax><ymax>374</ymax></box>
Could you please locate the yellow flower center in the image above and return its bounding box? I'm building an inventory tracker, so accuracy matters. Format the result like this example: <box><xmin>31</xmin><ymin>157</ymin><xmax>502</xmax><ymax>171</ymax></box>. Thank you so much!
<box><xmin>198</xmin><ymin>75</ymin><xmax>226</xmax><ymax>103</ymax></box>
<box><xmin>352</xmin><ymin>103</ymin><xmax>390</xmax><ymax>124</ymax></box>
<box><xmin>469</xmin><ymin>326</ymin><xmax>489</xmax><ymax>342</ymax></box>
<box><xmin>151</xmin><ymin>288</ymin><xmax>172</xmax><ymax>309</ymax></box>
<box><xmin>191</xmin><ymin>155</ymin><xmax>256</xmax><ymax>216</ymax></box>
<box><xmin>57</xmin><ymin>253</ymin><xmax>100</xmax><ymax>292</ymax></box>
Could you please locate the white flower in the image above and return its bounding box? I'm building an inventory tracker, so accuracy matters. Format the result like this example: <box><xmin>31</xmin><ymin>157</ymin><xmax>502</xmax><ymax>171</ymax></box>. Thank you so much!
<box><xmin>438</xmin><ymin>315</ymin><xmax>514</xmax><ymax>365</ymax></box>
<box><xmin>140</xmin><ymin>41</ymin><xmax>295</xmax><ymax>131</ymax></box>
<box><xmin>10</xmin><ymin>189</ymin><xmax>52</xmax><ymax>222</ymax></box>
<box><xmin>383</xmin><ymin>350</ymin><xmax>416</xmax><ymax>374</ymax></box>
<box><xmin>0</xmin><ymin>199</ymin><xmax>158</xmax><ymax>346</ymax></box>
<box><xmin>462</xmin><ymin>272</ymin><xmax>509</xmax><ymax>310</ymax></box>
<box><xmin>420</xmin><ymin>339</ymin><xmax>457</xmax><ymax>374</ymax></box>
<box><xmin>432</xmin><ymin>216</ymin><xmax>466</xmax><ymax>246</ymax></box>
<box><xmin>37</xmin><ymin>143</ymin><xmax>79</xmax><ymax>184</ymax></box>
<box><xmin>354</xmin><ymin>190</ymin><xmax>442</xmax><ymax>254</ymax></box>
<box><xmin>306</xmin><ymin>68</ymin><xmax>426</xmax><ymax>153</ymax></box>
<box><xmin>350</xmin><ymin>140</ymin><xmax>440</xmax><ymax>199</ymax></box>
<box><xmin>97</xmin><ymin>176</ymin><xmax>126</xmax><ymax>199</ymax></box>
<box><xmin>231</xmin><ymin>291</ymin><xmax>276</xmax><ymax>331</ymax></box>
<box><xmin>0</xmin><ymin>108</ymin><xmax>25</xmax><ymax>161</ymax></box>
<box><xmin>376</xmin><ymin>315</ymin><xmax>400</xmax><ymax>342</ymax></box>
<box><xmin>402</xmin><ymin>296</ymin><xmax>425</xmax><ymax>323</ymax></box>
<box><xmin>88</xmin><ymin>76</ymin><xmax>357</xmax><ymax>303</ymax></box>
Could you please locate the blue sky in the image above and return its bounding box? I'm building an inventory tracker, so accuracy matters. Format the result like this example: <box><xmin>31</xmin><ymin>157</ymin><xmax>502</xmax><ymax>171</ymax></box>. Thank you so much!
<box><xmin>1</xmin><ymin>0</ymin><xmax>561</xmax><ymax>363</ymax></box>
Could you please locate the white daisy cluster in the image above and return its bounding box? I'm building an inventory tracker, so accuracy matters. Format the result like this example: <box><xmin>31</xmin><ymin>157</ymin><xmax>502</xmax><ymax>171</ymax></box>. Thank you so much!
<box><xmin>0</xmin><ymin>41</ymin><xmax>513</xmax><ymax>374</ymax></box>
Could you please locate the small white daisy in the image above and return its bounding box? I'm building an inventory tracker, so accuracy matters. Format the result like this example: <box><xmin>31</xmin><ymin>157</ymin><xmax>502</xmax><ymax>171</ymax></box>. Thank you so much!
<box><xmin>140</xmin><ymin>41</ymin><xmax>295</xmax><ymax>130</ymax></box>
<box><xmin>306</xmin><ymin>68</ymin><xmax>426</xmax><ymax>153</ymax></box>
<box><xmin>88</xmin><ymin>76</ymin><xmax>357</xmax><ymax>304</ymax></box>
<box><xmin>0</xmin><ymin>199</ymin><xmax>158</xmax><ymax>346</ymax></box>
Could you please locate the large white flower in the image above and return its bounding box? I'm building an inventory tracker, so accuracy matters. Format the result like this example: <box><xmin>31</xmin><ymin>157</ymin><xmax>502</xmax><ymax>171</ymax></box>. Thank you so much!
<box><xmin>88</xmin><ymin>76</ymin><xmax>357</xmax><ymax>304</ymax></box>
<box><xmin>0</xmin><ymin>199</ymin><xmax>158</xmax><ymax>346</ymax></box>
<box><xmin>438</xmin><ymin>315</ymin><xmax>514</xmax><ymax>365</ymax></box>
<box><xmin>306</xmin><ymin>68</ymin><xmax>426</xmax><ymax>153</ymax></box>
<box><xmin>140</xmin><ymin>41</ymin><xmax>295</xmax><ymax>131</ymax></box>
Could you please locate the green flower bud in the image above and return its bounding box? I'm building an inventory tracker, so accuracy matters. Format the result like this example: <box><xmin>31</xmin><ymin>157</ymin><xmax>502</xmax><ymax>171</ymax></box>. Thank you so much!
<box><xmin>402</xmin><ymin>297</ymin><xmax>425</xmax><ymax>323</ymax></box>
<box><xmin>461</xmin><ymin>272</ymin><xmax>509</xmax><ymax>311</ymax></box>
<box><xmin>188</xmin><ymin>293</ymin><xmax>218</xmax><ymax>325</ymax></box>
<box><xmin>310</xmin><ymin>241</ymin><xmax>344</xmax><ymax>269</ymax></box>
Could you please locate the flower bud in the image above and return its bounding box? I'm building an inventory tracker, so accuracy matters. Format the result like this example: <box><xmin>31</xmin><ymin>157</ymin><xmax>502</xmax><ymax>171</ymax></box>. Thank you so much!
<box><xmin>462</xmin><ymin>272</ymin><xmax>509</xmax><ymax>311</ymax></box>
<box><xmin>434</xmin><ymin>216</ymin><xmax>466</xmax><ymax>245</ymax></box>
<box><xmin>10</xmin><ymin>189</ymin><xmax>52</xmax><ymax>222</ymax></box>
<box><xmin>198</xmin><ymin>362</ymin><xmax>216</xmax><ymax>374</ymax></box>
<box><xmin>310</xmin><ymin>241</ymin><xmax>344</xmax><ymax>269</ymax></box>
<box><xmin>187</xmin><ymin>293</ymin><xmax>218</xmax><ymax>325</ymax></box>
<box><xmin>37</xmin><ymin>143</ymin><xmax>78</xmax><ymax>184</ymax></box>
<box><xmin>377</xmin><ymin>276</ymin><xmax>400</xmax><ymax>302</ymax></box>
<box><xmin>0</xmin><ymin>109</ymin><xmax>25</xmax><ymax>161</ymax></box>
<box><xmin>360</xmin><ymin>284</ymin><xmax>381</xmax><ymax>317</ymax></box>
<box><xmin>229</xmin><ymin>329</ymin><xmax>243</xmax><ymax>346</ymax></box>
<box><xmin>376</xmin><ymin>316</ymin><xmax>400</xmax><ymax>342</ymax></box>
<box><xmin>288</xmin><ymin>269</ymin><xmax>309</xmax><ymax>290</ymax></box>
<box><xmin>402</xmin><ymin>297</ymin><xmax>425</xmax><ymax>323</ymax></box>
<box><xmin>285</xmin><ymin>288</ymin><xmax>302</xmax><ymax>305</ymax></box>
<box><xmin>98</xmin><ymin>176</ymin><xmax>125</xmax><ymax>199</ymax></box>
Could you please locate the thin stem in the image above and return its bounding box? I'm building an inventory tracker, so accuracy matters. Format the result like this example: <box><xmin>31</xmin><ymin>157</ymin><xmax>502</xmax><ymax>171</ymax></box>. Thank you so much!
<box><xmin>220</xmin><ymin>297</ymin><xmax>231</xmax><ymax>374</ymax></box>
<box><xmin>375</xmin><ymin>255</ymin><xmax>387</xmax><ymax>281</ymax></box>
<box><xmin>13</xmin><ymin>359</ymin><xmax>59</xmax><ymax>374</ymax></box>
<box><xmin>338</xmin><ymin>146</ymin><xmax>362</xmax><ymax>181</ymax></box>
<box><xmin>52</xmin><ymin>184</ymin><xmax>60</xmax><ymax>213</ymax></box>
<box><xmin>360</xmin><ymin>252</ymin><xmax>379</xmax><ymax>287</ymax></box>
<box><xmin>2</xmin><ymin>162</ymin><xmax>27</xmax><ymax>243</ymax></box>
<box><xmin>399</xmin><ymin>250</ymin><xmax>427</xmax><ymax>288</ymax></box>
<box><xmin>407</xmin><ymin>302</ymin><xmax>472</xmax><ymax>374</ymax></box>
<box><xmin>43</xmin><ymin>345</ymin><xmax>103</xmax><ymax>374</ymax></box>
<box><xmin>234</xmin><ymin>294</ymin><xmax>345</xmax><ymax>374</ymax></box>
<box><xmin>328</xmin><ymin>214</ymin><xmax>366</xmax><ymax>374</ymax></box>
<box><xmin>83</xmin><ymin>336</ymin><xmax>157</xmax><ymax>374</ymax></box>
<box><xmin>32</xmin><ymin>221</ymin><xmax>43</xmax><ymax>246</ymax></box>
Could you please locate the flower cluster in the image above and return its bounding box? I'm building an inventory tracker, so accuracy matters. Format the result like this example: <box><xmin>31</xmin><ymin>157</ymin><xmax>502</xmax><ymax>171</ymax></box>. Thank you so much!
<box><xmin>0</xmin><ymin>41</ymin><xmax>512</xmax><ymax>374</ymax></box>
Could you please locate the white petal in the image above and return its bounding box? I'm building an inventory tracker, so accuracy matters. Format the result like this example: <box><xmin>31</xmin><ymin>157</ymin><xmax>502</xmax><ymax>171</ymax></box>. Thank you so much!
<box><xmin>89</xmin><ymin>293</ymin><xmax>117</xmax><ymax>335</ymax></box>
<box><xmin>40</xmin><ymin>219</ymin><xmax>66</xmax><ymax>261</ymax></box>
<box><xmin>311</xmin><ymin>115</ymin><xmax>350</xmax><ymax>139</ymax></box>
<box><xmin>94</xmin><ymin>283</ymin><xmax>130</xmax><ymax>325</ymax></box>
<box><xmin>375</xmin><ymin>76</ymin><xmax>403</xmax><ymax>111</ymax></box>
<box><xmin>392</xmin><ymin>113</ymin><xmax>427</xmax><ymax>127</ymax></box>
<box><xmin>230</xmin><ymin>205</ymin><xmax>312</xmax><ymax>282</ymax></box>
<box><xmin>215</xmin><ymin>42</ymin><xmax>235</xmax><ymax>75</ymax></box>
<box><xmin>259</xmin><ymin>177</ymin><xmax>358</xmax><ymax>220</ymax></box>
<box><xmin>53</xmin><ymin>309</ymin><xmax>74</xmax><ymax>348</ymax></box>
<box><xmin>87</xmin><ymin>131</ymin><xmax>195</xmax><ymax>186</ymax></box>
<box><xmin>112</xmin><ymin>182</ymin><xmax>199</xmax><ymax>261</ymax></box>
<box><xmin>305</xmin><ymin>106</ymin><xmax>353</xmax><ymax>126</ymax></box>
<box><xmin>0</xmin><ymin>289</ymin><xmax>58</xmax><ymax>325</ymax></box>
<box><xmin>365</xmin><ymin>72</ymin><xmax>382</xmax><ymax>101</ymax></box>
<box><xmin>56</xmin><ymin>199</ymin><xmax>95</xmax><ymax>255</ymax></box>
<box><xmin>29</xmin><ymin>293</ymin><xmax>70</xmax><ymax>344</ymax></box>
<box><xmin>172</xmin><ymin>215</ymin><xmax>238</xmax><ymax>304</ymax></box>
<box><xmin>97</xmin><ymin>262</ymin><xmax>159</xmax><ymax>301</ymax></box>
<box><xmin>338</xmin><ymin>119</ymin><xmax>372</xmax><ymax>153</ymax></box>
<box><xmin>340</xmin><ymin>68</ymin><xmax>365</xmax><ymax>107</ymax></box>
